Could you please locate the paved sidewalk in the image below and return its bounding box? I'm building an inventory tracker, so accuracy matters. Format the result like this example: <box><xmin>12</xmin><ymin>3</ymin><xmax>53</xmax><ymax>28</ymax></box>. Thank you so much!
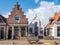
<box><xmin>0</xmin><ymin>40</ymin><xmax>60</xmax><ymax>45</ymax></box>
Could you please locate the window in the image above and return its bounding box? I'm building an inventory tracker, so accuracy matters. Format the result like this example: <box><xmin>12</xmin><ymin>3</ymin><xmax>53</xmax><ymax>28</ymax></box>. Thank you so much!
<box><xmin>34</xmin><ymin>22</ymin><xmax>37</xmax><ymax>27</ymax></box>
<box><xmin>14</xmin><ymin>26</ymin><xmax>19</xmax><ymax>37</ymax></box>
<box><xmin>0</xmin><ymin>17</ymin><xmax>4</xmax><ymax>23</ymax></box>
<box><xmin>0</xmin><ymin>19</ymin><xmax>3</xmax><ymax>23</ymax></box>
<box><xmin>57</xmin><ymin>26</ymin><xmax>60</xmax><ymax>37</ymax></box>
<box><xmin>40</xmin><ymin>31</ymin><xmax>43</xmax><ymax>34</ymax></box>
<box><xmin>47</xmin><ymin>30</ymin><xmax>49</xmax><ymax>36</ymax></box>
<box><xmin>34</xmin><ymin>22</ymin><xmax>38</xmax><ymax>30</ymax></box>
<box><xmin>29</xmin><ymin>28</ymin><xmax>32</xmax><ymax>34</ymax></box>
<box><xmin>49</xmin><ymin>29</ymin><xmax>52</xmax><ymax>36</ymax></box>
<box><xmin>21</xmin><ymin>27</ymin><xmax>25</xmax><ymax>37</ymax></box>
<box><xmin>8</xmin><ymin>27</ymin><xmax>12</xmax><ymax>30</ymax></box>
<box><xmin>15</xmin><ymin>16</ymin><xmax>20</xmax><ymax>23</ymax></box>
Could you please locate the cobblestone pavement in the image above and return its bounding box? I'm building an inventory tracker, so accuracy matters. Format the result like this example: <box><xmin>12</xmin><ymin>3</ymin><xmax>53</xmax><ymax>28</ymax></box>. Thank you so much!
<box><xmin>0</xmin><ymin>40</ymin><xmax>60</xmax><ymax>45</ymax></box>
<box><xmin>0</xmin><ymin>42</ymin><xmax>42</xmax><ymax>45</ymax></box>
<box><xmin>0</xmin><ymin>40</ymin><xmax>43</xmax><ymax>45</ymax></box>
<box><xmin>0</xmin><ymin>42</ymin><xmax>41</xmax><ymax>45</ymax></box>
<box><xmin>0</xmin><ymin>44</ymin><xmax>40</xmax><ymax>45</ymax></box>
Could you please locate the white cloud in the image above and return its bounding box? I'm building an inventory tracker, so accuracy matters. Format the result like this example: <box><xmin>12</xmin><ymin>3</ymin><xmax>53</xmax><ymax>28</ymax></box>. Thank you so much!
<box><xmin>25</xmin><ymin>1</ymin><xmax>60</xmax><ymax>26</ymax></box>
<box><xmin>2</xmin><ymin>1</ymin><xmax>60</xmax><ymax>26</ymax></box>
<box><xmin>34</xmin><ymin>0</ymin><xmax>39</xmax><ymax>3</ymax></box>
<box><xmin>2</xmin><ymin>12</ymin><xmax>10</xmax><ymax>18</ymax></box>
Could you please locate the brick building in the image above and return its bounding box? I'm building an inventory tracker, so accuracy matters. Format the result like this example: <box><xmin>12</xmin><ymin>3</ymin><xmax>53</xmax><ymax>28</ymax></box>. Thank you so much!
<box><xmin>0</xmin><ymin>2</ymin><xmax>28</xmax><ymax>40</ymax></box>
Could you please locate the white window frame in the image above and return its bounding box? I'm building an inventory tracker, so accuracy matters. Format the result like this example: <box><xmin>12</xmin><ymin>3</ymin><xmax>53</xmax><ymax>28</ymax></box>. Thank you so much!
<box><xmin>15</xmin><ymin>16</ymin><xmax>20</xmax><ymax>23</ymax></box>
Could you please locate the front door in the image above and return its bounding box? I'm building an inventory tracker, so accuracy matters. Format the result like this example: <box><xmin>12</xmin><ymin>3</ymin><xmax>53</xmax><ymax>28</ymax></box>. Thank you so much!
<box><xmin>0</xmin><ymin>30</ymin><xmax>4</xmax><ymax>39</ymax></box>
<box><xmin>0</xmin><ymin>27</ymin><xmax>4</xmax><ymax>39</ymax></box>
<box><xmin>8</xmin><ymin>30</ymin><xmax>12</xmax><ymax>39</ymax></box>
<box><xmin>35</xmin><ymin>30</ymin><xmax>38</xmax><ymax>36</ymax></box>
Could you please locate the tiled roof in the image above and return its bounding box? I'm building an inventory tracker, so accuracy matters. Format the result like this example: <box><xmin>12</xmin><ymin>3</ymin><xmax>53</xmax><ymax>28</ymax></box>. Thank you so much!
<box><xmin>46</xmin><ymin>23</ymin><xmax>53</xmax><ymax>29</ymax></box>
<box><xmin>46</xmin><ymin>12</ymin><xmax>60</xmax><ymax>29</ymax></box>
<box><xmin>0</xmin><ymin>15</ymin><xmax>7</xmax><ymax>23</ymax></box>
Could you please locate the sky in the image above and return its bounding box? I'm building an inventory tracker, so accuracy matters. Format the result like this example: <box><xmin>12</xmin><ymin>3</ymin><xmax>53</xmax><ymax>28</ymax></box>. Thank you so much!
<box><xmin>0</xmin><ymin>0</ymin><xmax>60</xmax><ymax>26</ymax></box>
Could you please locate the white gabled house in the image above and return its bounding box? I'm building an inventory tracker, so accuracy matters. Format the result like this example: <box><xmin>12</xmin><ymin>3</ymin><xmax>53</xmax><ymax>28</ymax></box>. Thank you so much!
<box><xmin>45</xmin><ymin>12</ymin><xmax>60</xmax><ymax>39</ymax></box>
<box><xmin>28</xmin><ymin>15</ymin><xmax>44</xmax><ymax>38</ymax></box>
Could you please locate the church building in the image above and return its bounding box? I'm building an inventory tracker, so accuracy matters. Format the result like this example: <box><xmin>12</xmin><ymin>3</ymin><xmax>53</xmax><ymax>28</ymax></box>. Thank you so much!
<box><xmin>28</xmin><ymin>15</ymin><xmax>44</xmax><ymax>38</ymax></box>
<box><xmin>0</xmin><ymin>2</ymin><xmax>28</xmax><ymax>40</ymax></box>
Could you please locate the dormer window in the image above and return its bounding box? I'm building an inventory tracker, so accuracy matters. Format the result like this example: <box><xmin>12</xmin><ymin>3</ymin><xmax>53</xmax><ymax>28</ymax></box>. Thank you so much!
<box><xmin>0</xmin><ymin>16</ymin><xmax>4</xmax><ymax>23</ymax></box>
<box><xmin>0</xmin><ymin>18</ymin><xmax>3</xmax><ymax>23</ymax></box>
<box><xmin>15</xmin><ymin>16</ymin><xmax>20</xmax><ymax>23</ymax></box>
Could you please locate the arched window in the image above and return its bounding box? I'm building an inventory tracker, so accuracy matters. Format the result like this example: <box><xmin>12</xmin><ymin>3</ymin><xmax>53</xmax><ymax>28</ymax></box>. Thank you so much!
<box><xmin>15</xmin><ymin>16</ymin><xmax>20</xmax><ymax>23</ymax></box>
<box><xmin>34</xmin><ymin>22</ymin><xmax>38</xmax><ymax>30</ymax></box>
<box><xmin>34</xmin><ymin>22</ymin><xmax>37</xmax><ymax>26</ymax></box>
<box><xmin>0</xmin><ymin>16</ymin><xmax>4</xmax><ymax>23</ymax></box>
<box><xmin>29</xmin><ymin>28</ymin><xmax>32</xmax><ymax>34</ymax></box>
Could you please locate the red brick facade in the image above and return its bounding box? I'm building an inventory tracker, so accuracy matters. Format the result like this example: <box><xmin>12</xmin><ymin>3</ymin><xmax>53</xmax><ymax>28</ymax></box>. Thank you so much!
<box><xmin>0</xmin><ymin>2</ymin><xmax>28</xmax><ymax>40</ymax></box>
